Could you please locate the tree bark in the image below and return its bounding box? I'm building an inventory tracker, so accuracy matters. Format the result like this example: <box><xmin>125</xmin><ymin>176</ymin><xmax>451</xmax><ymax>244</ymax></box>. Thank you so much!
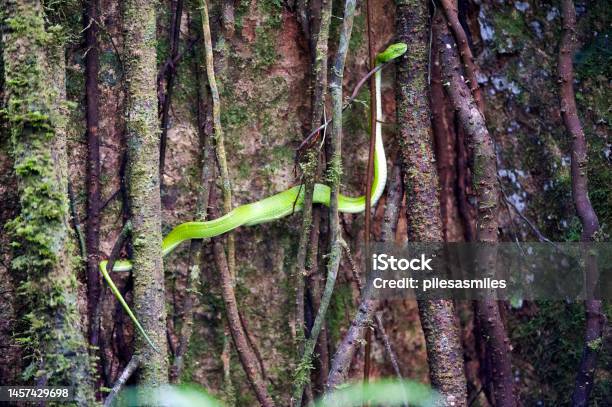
<box><xmin>436</xmin><ymin>11</ymin><xmax>516</xmax><ymax>407</ymax></box>
<box><xmin>3</xmin><ymin>1</ymin><xmax>94</xmax><ymax>403</ymax></box>
<box><xmin>123</xmin><ymin>0</ymin><xmax>169</xmax><ymax>385</ymax></box>
<box><xmin>83</xmin><ymin>0</ymin><xmax>102</xmax><ymax>356</ymax></box>
<box><xmin>395</xmin><ymin>3</ymin><xmax>468</xmax><ymax>406</ymax></box>
<box><xmin>439</xmin><ymin>0</ymin><xmax>484</xmax><ymax>114</ymax></box>
<box><xmin>558</xmin><ymin>2</ymin><xmax>605</xmax><ymax>406</ymax></box>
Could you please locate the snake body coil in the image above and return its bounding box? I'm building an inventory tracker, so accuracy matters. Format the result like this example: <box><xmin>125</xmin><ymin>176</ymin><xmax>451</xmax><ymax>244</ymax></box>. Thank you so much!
<box><xmin>99</xmin><ymin>43</ymin><xmax>408</xmax><ymax>350</ymax></box>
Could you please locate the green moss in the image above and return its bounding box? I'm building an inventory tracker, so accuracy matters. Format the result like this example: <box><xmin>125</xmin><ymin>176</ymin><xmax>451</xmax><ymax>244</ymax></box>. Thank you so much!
<box><xmin>258</xmin><ymin>0</ymin><xmax>283</xmax><ymax>29</ymax></box>
<box><xmin>253</xmin><ymin>26</ymin><xmax>278</xmax><ymax>71</ymax></box>
<box><xmin>222</xmin><ymin>103</ymin><xmax>249</xmax><ymax>128</ymax></box>
<box><xmin>349</xmin><ymin>12</ymin><xmax>365</xmax><ymax>52</ymax></box>
<box><xmin>326</xmin><ymin>284</ymin><xmax>353</xmax><ymax>345</ymax></box>
<box><xmin>326</xmin><ymin>153</ymin><xmax>343</xmax><ymax>186</ymax></box>
<box><xmin>510</xmin><ymin>302</ymin><xmax>612</xmax><ymax>405</ymax></box>
<box><xmin>4</xmin><ymin>3</ymin><xmax>93</xmax><ymax>401</ymax></box>
<box><xmin>492</xmin><ymin>9</ymin><xmax>529</xmax><ymax>52</ymax></box>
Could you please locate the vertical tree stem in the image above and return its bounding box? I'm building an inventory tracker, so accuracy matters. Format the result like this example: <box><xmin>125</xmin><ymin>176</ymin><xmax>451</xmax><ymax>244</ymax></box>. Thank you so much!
<box><xmin>83</xmin><ymin>0</ymin><xmax>102</xmax><ymax>356</ymax></box>
<box><xmin>436</xmin><ymin>10</ymin><xmax>515</xmax><ymax>406</ymax></box>
<box><xmin>295</xmin><ymin>0</ymin><xmax>332</xmax><ymax>358</ymax></box>
<box><xmin>123</xmin><ymin>0</ymin><xmax>169</xmax><ymax>384</ymax></box>
<box><xmin>558</xmin><ymin>1</ymin><xmax>604</xmax><ymax>405</ymax></box>
<box><xmin>292</xmin><ymin>0</ymin><xmax>357</xmax><ymax>404</ymax></box>
<box><xmin>396</xmin><ymin>2</ymin><xmax>468</xmax><ymax>406</ymax></box>
<box><xmin>199</xmin><ymin>0</ymin><xmax>236</xmax><ymax>278</ymax></box>
<box><xmin>3</xmin><ymin>1</ymin><xmax>94</xmax><ymax>402</ymax></box>
<box><xmin>363</xmin><ymin>0</ymin><xmax>378</xmax><ymax>388</ymax></box>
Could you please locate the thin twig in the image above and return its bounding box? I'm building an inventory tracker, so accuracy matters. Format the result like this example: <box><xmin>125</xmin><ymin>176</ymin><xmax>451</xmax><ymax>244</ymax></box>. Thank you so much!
<box><xmin>326</xmin><ymin>160</ymin><xmax>402</xmax><ymax>390</ymax></box>
<box><xmin>498</xmin><ymin>178</ymin><xmax>554</xmax><ymax>244</ymax></box>
<box><xmin>339</xmin><ymin>238</ymin><xmax>362</xmax><ymax>295</ymax></box>
<box><xmin>199</xmin><ymin>0</ymin><xmax>236</xmax><ymax>279</ymax></box>
<box><xmin>293</xmin><ymin>1</ymin><xmax>357</xmax><ymax>404</ymax></box>
<box><xmin>103</xmin><ymin>355</ymin><xmax>140</xmax><ymax>407</ymax></box>
<box><xmin>297</xmin><ymin>62</ymin><xmax>387</xmax><ymax>153</ymax></box>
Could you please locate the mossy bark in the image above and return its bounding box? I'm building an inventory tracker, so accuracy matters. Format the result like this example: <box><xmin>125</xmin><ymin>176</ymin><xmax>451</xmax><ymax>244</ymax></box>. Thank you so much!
<box><xmin>396</xmin><ymin>1</ymin><xmax>467</xmax><ymax>406</ymax></box>
<box><xmin>123</xmin><ymin>0</ymin><xmax>169</xmax><ymax>385</ymax></box>
<box><xmin>2</xmin><ymin>0</ymin><xmax>94</xmax><ymax>404</ymax></box>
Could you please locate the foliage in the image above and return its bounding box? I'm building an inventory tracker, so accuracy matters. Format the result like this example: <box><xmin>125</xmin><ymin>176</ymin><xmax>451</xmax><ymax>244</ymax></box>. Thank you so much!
<box><xmin>114</xmin><ymin>380</ymin><xmax>439</xmax><ymax>407</ymax></box>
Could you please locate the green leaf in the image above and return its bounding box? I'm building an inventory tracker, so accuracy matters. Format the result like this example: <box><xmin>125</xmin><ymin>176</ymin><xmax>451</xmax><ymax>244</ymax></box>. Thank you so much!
<box><xmin>115</xmin><ymin>385</ymin><xmax>223</xmax><ymax>407</ymax></box>
<box><xmin>316</xmin><ymin>379</ymin><xmax>441</xmax><ymax>407</ymax></box>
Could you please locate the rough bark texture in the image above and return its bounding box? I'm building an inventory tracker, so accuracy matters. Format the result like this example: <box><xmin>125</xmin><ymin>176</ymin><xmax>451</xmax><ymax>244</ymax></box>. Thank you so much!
<box><xmin>430</xmin><ymin>32</ymin><xmax>463</xmax><ymax>243</ymax></box>
<box><xmin>439</xmin><ymin>0</ymin><xmax>484</xmax><ymax>114</ymax></box>
<box><xmin>123</xmin><ymin>0</ymin><xmax>169</xmax><ymax>384</ymax></box>
<box><xmin>558</xmin><ymin>1</ymin><xmax>605</xmax><ymax>405</ymax></box>
<box><xmin>2</xmin><ymin>1</ymin><xmax>94</xmax><ymax>403</ymax></box>
<box><xmin>84</xmin><ymin>0</ymin><xmax>102</xmax><ymax>354</ymax></box>
<box><xmin>436</xmin><ymin>11</ymin><xmax>516</xmax><ymax>407</ymax></box>
<box><xmin>396</xmin><ymin>2</ymin><xmax>468</xmax><ymax>406</ymax></box>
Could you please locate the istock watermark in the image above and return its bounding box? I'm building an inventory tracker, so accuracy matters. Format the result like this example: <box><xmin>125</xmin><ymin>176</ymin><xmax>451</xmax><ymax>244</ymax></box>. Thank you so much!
<box><xmin>365</xmin><ymin>242</ymin><xmax>610</xmax><ymax>301</ymax></box>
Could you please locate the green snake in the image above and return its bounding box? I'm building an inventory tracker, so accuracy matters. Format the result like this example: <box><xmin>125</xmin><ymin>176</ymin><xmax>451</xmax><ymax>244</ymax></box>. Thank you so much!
<box><xmin>99</xmin><ymin>43</ymin><xmax>408</xmax><ymax>351</ymax></box>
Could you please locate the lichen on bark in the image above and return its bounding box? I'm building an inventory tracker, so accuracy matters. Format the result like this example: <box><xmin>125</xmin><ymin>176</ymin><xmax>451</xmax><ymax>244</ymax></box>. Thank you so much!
<box><xmin>122</xmin><ymin>0</ymin><xmax>169</xmax><ymax>385</ymax></box>
<box><xmin>2</xmin><ymin>0</ymin><xmax>94</xmax><ymax>404</ymax></box>
<box><xmin>395</xmin><ymin>1</ymin><xmax>467</xmax><ymax>406</ymax></box>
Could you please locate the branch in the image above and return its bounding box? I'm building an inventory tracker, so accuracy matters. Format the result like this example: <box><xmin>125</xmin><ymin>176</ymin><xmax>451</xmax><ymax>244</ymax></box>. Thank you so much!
<box><xmin>210</xmin><ymin>218</ymin><xmax>275</xmax><ymax>407</ymax></box>
<box><xmin>558</xmin><ymin>1</ymin><xmax>605</xmax><ymax>405</ymax></box>
<box><xmin>158</xmin><ymin>0</ymin><xmax>184</xmax><ymax>179</ymax></box>
<box><xmin>199</xmin><ymin>0</ymin><xmax>236</xmax><ymax>279</ymax></box>
<box><xmin>83</xmin><ymin>0</ymin><xmax>103</xmax><ymax>364</ymax></box>
<box><xmin>294</xmin><ymin>0</ymin><xmax>332</xmax><ymax>364</ymax></box>
<box><xmin>103</xmin><ymin>356</ymin><xmax>140</xmax><ymax>407</ymax></box>
<box><xmin>439</xmin><ymin>0</ymin><xmax>485</xmax><ymax>114</ymax></box>
<box><xmin>171</xmin><ymin>14</ymin><xmax>215</xmax><ymax>382</ymax></box>
<box><xmin>292</xmin><ymin>1</ymin><xmax>357</xmax><ymax>404</ymax></box>
<box><xmin>437</xmin><ymin>10</ymin><xmax>515</xmax><ymax>405</ymax></box>
<box><xmin>105</xmin><ymin>221</ymin><xmax>132</xmax><ymax>275</ymax></box>
<box><xmin>67</xmin><ymin>180</ymin><xmax>87</xmax><ymax>260</ymax></box>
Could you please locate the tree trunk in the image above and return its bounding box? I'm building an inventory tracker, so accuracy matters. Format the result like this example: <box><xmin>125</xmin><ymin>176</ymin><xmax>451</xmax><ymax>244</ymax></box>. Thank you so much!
<box><xmin>123</xmin><ymin>0</ymin><xmax>169</xmax><ymax>385</ymax></box>
<box><xmin>2</xmin><ymin>0</ymin><xmax>94</xmax><ymax>403</ymax></box>
<box><xmin>435</xmin><ymin>11</ymin><xmax>516</xmax><ymax>407</ymax></box>
<box><xmin>558</xmin><ymin>2</ymin><xmax>605</xmax><ymax>406</ymax></box>
<box><xmin>396</xmin><ymin>2</ymin><xmax>467</xmax><ymax>405</ymax></box>
<box><xmin>83</xmin><ymin>0</ymin><xmax>102</xmax><ymax>356</ymax></box>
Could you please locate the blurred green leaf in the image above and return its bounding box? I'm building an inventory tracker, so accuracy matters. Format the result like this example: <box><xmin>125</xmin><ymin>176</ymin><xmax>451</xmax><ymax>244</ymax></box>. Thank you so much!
<box><xmin>316</xmin><ymin>379</ymin><xmax>441</xmax><ymax>407</ymax></box>
<box><xmin>114</xmin><ymin>384</ymin><xmax>223</xmax><ymax>407</ymax></box>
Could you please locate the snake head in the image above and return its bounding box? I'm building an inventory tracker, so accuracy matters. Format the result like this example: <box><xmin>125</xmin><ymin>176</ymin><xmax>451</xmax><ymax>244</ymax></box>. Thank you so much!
<box><xmin>376</xmin><ymin>42</ymin><xmax>408</xmax><ymax>64</ymax></box>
